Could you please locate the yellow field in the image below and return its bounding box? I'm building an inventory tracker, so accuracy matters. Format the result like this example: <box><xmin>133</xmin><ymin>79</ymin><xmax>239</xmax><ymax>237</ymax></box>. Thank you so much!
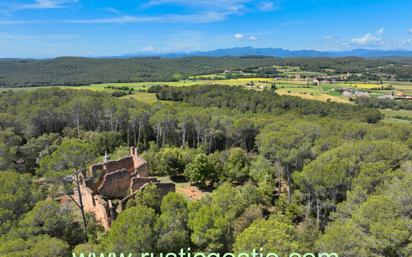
<box><xmin>121</xmin><ymin>92</ymin><xmax>159</xmax><ymax>104</ymax></box>
<box><xmin>3</xmin><ymin>79</ymin><xmax>410</xmax><ymax>106</ymax></box>
<box><xmin>63</xmin><ymin>81</ymin><xmax>195</xmax><ymax>91</ymax></box>
<box><xmin>0</xmin><ymin>78</ymin><xmax>288</xmax><ymax>92</ymax></box>
<box><xmin>335</xmin><ymin>83</ymin><xmax>384</xmax><ymax>89</ymax></box>
<box><xmin>276</xmin><ymin>89</ymin><xmax>351</xmax><ymax>104</ymax></box>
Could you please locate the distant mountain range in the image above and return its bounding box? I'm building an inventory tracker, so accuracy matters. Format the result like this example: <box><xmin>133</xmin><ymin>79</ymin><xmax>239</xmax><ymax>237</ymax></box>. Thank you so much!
<box><xmin>121</xmin><ymin>47</ymin><xmax>412</xmax><ymax>58</ymax></box>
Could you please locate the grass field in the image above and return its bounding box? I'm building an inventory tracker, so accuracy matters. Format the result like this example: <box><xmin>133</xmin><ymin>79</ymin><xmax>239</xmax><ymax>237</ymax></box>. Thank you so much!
<box><xmin>335</xmin><ymin>82</ymin><xmax>384</xmax><ymax>89</ymax></box>
<box><xmin>277</xmin><ymin>80</ymin><xmax>412</xmax><ymax>101</ymax></box>
<box><xmin>0</xmin><ymin>78</ymin><xmax>286</xmax><ymax>92</ymax></box>
<box><xmin>274</xmin><ymin>65</ymin><xmax>328</xmax><ymax>77</ymax></box>
<box><xmin>276</xmin><ymin>87</ymin><xmax>321</xmax><ymax>95</ymax></box>
<box><xmin>2</xmin><ymin>76</ymin><xmax>412</xmax><ymax>106</ymax></box>
<box><xmin>121</xmin><ymin>92</ymin><xmax>159</xmax><ymax>104</ymax></box>
<box><xmin>276</xmin><ymin>88</ymin><xmax>352</xmax><ymax>104</ymax></box>
<box><xmin>1</xmin><ymin>79</ymin><xmax>411</xmax><ymax>124</ymax></box>
<box><xmin>381</xmin><ymin>109</ymin><xmax>412</xmax><ymax>124</ymax></box>
<box><xmin>2</xmin><ymin>68</ymin><xmax>412</xmax><ymax>126</ymax></box>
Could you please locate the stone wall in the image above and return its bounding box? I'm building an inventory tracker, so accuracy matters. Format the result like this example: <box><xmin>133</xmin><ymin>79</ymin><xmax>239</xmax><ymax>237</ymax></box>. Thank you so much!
<box><xmin>93</xmin><ymin>195</ymin><xmax>111</xmax><ymax>230</ymax></box>
<box><xmin>103</xmin><ymin>157</ymin><xmax>135</xmax><ymax>174</ymax></box>
<box><xmin>88</xmin><ymin>163</ymin><xmax>103</xmax><ymax>177</ymax></box>
<box><xmin>76</xmin><ymin>147</ymin><xmax>175</xmax><ymax>231</ymax></box>
<box><xmin>119</xmin><ymin>182</ymin><xmax>176</xmax><ymax>211</ymax></box>
<box><xmin>130</xmin><ymin>146</ymin><xmax>149</xmax><ymax>177</ymax></box>
<box><xmin>79</xmin><ymin>180</ymin><xmax>176</xmax><ymax>231</ymax></box>
<box><xmin>130</xmin><ymin>177</ymin><xmax>158</xmax><ymax>193</ymax></box>
<box><xmin>133</xmin><ymin>162</ymin><xmax>149</xmax><ymax>177</ymax></box>
<box><xmin>97</xmin><ymin>169</ymin><xmax>132</xmax><ymax>199</ymax></box>
<box><xmin>79</xmin><ymin>184</ymin><xmax>95</xmax><ymax>213</ymax></box>
<box><xmin>87</xmin><ymin>147</ymin><xmax>149</xmax><ymax>192</ymax></box>
<box><xmin>78</xmin><ymin>183</ymin><xmax>111</xmax><ymax>231</ymax></box>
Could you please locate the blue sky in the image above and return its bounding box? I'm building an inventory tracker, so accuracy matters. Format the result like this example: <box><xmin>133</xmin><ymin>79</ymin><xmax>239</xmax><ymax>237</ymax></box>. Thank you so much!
<box><xmin>0</xmin><ymin>0</ymin><xmax>411</xmax><ymax>58</ymax></box>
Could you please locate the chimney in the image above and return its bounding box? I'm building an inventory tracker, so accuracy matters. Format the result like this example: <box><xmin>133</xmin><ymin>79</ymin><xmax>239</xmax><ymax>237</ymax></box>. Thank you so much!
<box><xmin>103</xmin><ymin>151</ymin><xmax>110</xmax><ymax>163</ymax></box>
<box><xmin>130</xmin><ymin>146</ymin><xmax>136</xmax><ymax>156</ymax></box>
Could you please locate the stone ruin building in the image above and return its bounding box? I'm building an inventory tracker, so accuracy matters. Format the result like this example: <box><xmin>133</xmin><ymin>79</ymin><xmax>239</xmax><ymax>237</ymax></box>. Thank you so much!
<box><xmin>77</xmin><ymin>146</ymin><xmax>175</xmax><ymax>230</ymax></box>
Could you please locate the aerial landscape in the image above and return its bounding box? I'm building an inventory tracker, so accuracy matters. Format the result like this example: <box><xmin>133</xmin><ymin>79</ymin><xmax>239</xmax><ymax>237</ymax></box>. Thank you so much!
<box><xmin>0</xmin><ymin>1</ymin><xmax>412</xmax><ymax>257</ymax></box>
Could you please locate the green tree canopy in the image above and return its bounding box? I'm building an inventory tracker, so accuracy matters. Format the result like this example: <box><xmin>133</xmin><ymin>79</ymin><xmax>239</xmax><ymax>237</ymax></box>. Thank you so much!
<box><xmin>156</xmin><ymin>193</ymin><xmax>189</xmax><ymax>252</ymax></box>
<box><xmin>234</xmin><ymin>216</ymin><xmax>301</xmax><ymax>255</ymax></box>
<box><xmin>0</xmin><ymin>235</ymin><xmax>69</xmax><ymax>257</ymax></box>
<box><xmin>37</xmin><ymin>138</ymin><xmax>96</xmax><ymax>178</ymax></box>
<box><xmin>16</xmin><ymin>200</ymin><xmax>83</xmax><ymax>246</ymax></box>
<box><xmin>0</xmin><ymin>171</ymin><xmax>34</xmax><ymax>234</ymax></box>
<box><xmin>188</xmin><ymin>183</ymin><xmax>246</xmax><ymax>252</ymax></box>
<box><xmin>103</xmin><ymin>205</ymin><xmax>157</xmax><ymax>253</ymax></box>
<box><xmin>0</xmin><ymin>129</ymin><xmax>22</xmax><ymax>171</ymax></box>
<box><xmin>126</xmin><ymin>183</ymin><xmax>162</xmax><ymax>212</ymax></box>
<box><xmin>184</xmin><ymin>153</ymin><xmax>215</xmax><ymax>186</ymax></box>
<box><xmin>223</xmin><ymin>147</ymin><xmax>251</xmax><ymax>182</ymax></box>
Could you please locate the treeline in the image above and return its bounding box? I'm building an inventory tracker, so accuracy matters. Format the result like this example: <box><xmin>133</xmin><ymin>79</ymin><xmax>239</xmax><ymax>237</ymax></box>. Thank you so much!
<box><xmin>0</xmin><ymin>57</ymin><xmax>280</xmax><ymax>87</ymax></box>
<box><xmin>1</xmin><ymin>88</ymin><xmax>412</xmax><ymax>256</ymax></box>
<box><xmin>154</xmin><ymin>85</ymin><xmax>383</xmax><ymax>123</ymax></box>
<box><xmin>2</xmin><ymin>56</ymin><xmax>412</xmax><ymax>87</ymax></box>
<box><xmin>277</xmin><ymin>57</ymin><xmax>412</xmax><ymax>80</ymax></box>
<box><xmin>355</xmin><ymin>96</ymin><xmax>412</xmax><ymax>110</ymax></box>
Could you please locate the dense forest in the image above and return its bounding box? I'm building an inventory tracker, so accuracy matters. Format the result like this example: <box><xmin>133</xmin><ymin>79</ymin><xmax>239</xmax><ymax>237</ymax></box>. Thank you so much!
<box><xmin>0</xmin><ymin>57</ymin><xmax>279</xmax><ymax>87</ymax></box>
<box><xmin>0</xmin><ymin>86</ymin><xmax>411</xmax><ymax>256</ymax></box>
<box><xmin>2</xmin><ymin>56</ymin><xmax>412</xmax><ymax>87</ymax></box>
<box><xmin>153</xmin><ymin>85</ymin><xmax>383</xmax><ymax>123</ymax></box>
<box><xmin>355</xmin><ymin>96</ymin><xmax>412</xmax><ymax>111</ymax></box>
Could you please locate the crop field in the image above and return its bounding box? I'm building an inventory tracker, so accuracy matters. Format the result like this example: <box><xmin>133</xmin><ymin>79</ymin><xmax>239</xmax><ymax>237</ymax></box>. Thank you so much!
<box><xmin>381</xmin><ymin>109</ymin><xmax>412</xmax><ymax>124</ymax></box>
<box><xmin>0</xmin><ymin>77</ymin><xmax>277</xmax><ymax>92</ymax></box>
<box><xmin>190</xmin><ymin>71</ymin><xmax>256</xmax><ymax>79</ymax></box>
<box><xmin>276</xmin><ymin>88</ymin><xmax>352</xmax><ymax>104</ymax></box>
<box><xmin>274</xmin><ymin>65</ymin><xmax>328</xmax><ymax>77</ymax></box>
<box><xmin>121</xmin><ymin>92</ymin><xmax>159</xmax><ymax>104</ymax></box>
<box><xmin>276</xmin><ymin>87</ymin><xmax>321</xmax><ymax>95</ymax></box>
<box><xmin>334</xmin><ymin>82</ymin><xmax>384</xmax><ymax>89</ymax></box>
<box><xmin>2</xmin><ymin>72</ymin><xmax>412</xmax><ymax>107</ymax></box>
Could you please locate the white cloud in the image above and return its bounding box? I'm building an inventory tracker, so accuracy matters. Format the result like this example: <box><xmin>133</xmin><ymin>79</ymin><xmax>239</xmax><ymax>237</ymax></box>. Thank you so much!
<box><xmin>234</xmin><ymin>33</ymin><xmax>258</xmax><ymax>41</ymax></box>
<box><xmin>144</xmin><ymin>0</ymin><xmax>279</xmax><ymax>14</ymax></box>
<box><xmin>323</xmin><ymin>31</ymin><xmax>412</xmax><ymax>50</ymax></box>
<box><xmin>141</xmin><ymin>46</ymin><xmax>156</xmax><ymax>52</ymax></box>
<box><xmin>234</xmin><ymin>33</ymin><xmax>244</xmax><ymax>40</ymax></box>
<box><xmin>408</xmin><ymin>29</ymin><xmax>412</xmax><ymax>34</ymax></box>
<box><xmin>0</xmin><ymin>12</ymin><xmax>228</xmax><ymax>25</ymax></box>
<box><xmin>0</xmin><ymin>20</ymin><xmax>33</xmax><ymax>25</ymax></box>
<box><xmin>144</xmin><ymin>0</ymin><xmax>249</xmax><ymax>13</ymax></box>
<box><xmin>10</xmin><ymin>0</ymin><xmax>77</xmax><ymax>11</ymax></box>
<box><xmin>351</xmin><ymin>33</ymin><xmax>381</xmax><ymax>46</ymax></box>
<box><xmin>102</xmin><ymin>7</ymin><xmax>121</xmax><ymax>14</ymax></box>
<box><xmin>0</xmin><ymin>32</ymin><xmax>78</xmax><ymax>40</ymax></box>
<box><xmin>166</xmin><ymin>12</ymin><xmax>228</xmax><ymax>23</ymax></box>
<box><xmin>324</xmin><ymin>35</ymin><xmax>335</xmax><ymax>40</ymax></box>
<box><xmin>258</xmin><ymin>1</ymin><xmax>278</xmax><ymax>11</ymax></box>
<box><xmin>325</xmin><ymin>28</ymin><xmax>397</xmax><ymax>49</ymax></box>
<box><xmin>64</xmin><ymin>15</ymin><xmax>159</xmax><ymax>24</ymax></box>
<box><xmin>141</xmin><ymin>1</ymin><xmax>258</xmax><ymax>23</ymax></box>
<box><xmin>2</xmin><ymin>0</ymin><xmax>281</xmax><ymax>26</ymax></box>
